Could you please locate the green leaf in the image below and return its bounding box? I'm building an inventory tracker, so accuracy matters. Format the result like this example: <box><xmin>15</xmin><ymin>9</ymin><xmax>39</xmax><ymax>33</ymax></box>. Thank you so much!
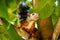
<box><xmin>29</xmin><ymin>7</ymin><xmax>35</xmax><ymax>13</ymax></box>
<box><xmin>52</xmin><ymin>13</ymin><xmax>58</xmax><ymax>28</ymax></box>
<box><xmin>0</xmin><ymin>0</ymin><xmax>22</xmax><ymax>40</ymax></box>
<box><xmin>7</xmin><ymin>0</ymin><xmax>18</xmax><ymax>12</ymax></box>
<box><xmin>36</xmin><ymin>0</ymin><xmax>55</xmax><ymax>19</ymax></box>
<box><xmin>6</xmin><ymin>0</ymin><xmax>20</xmax><ymax>22</ymax></box>
<box><xmin>7</xmin><ymin>25</ymin><xmax>22</xmax><ymax>40</ymax></box>
<box><xmin>2</xmin><ymin>19</ymin><xmax>22</xmax><ymax>40</ymax></box>
<box><xmin>0</xmin><ymin>0</ymin><xmax>9</xmax><ymax>21</ymax></box>
<box><xmin>55</xmin><ymin>0</ymin><xmax>60</xmax><ymax>16</ymax></box>
<box><xmin>40</xmin><ymin>4</ymin><xmax>54</xmax><ymax>19</ymax></box>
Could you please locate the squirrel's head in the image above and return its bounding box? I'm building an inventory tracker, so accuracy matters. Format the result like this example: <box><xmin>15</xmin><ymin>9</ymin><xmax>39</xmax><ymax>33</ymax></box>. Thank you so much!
<box><xmin>27</xmin><ymin>13</ymin><xmax>39</xmax><ymax>21</ymax></box>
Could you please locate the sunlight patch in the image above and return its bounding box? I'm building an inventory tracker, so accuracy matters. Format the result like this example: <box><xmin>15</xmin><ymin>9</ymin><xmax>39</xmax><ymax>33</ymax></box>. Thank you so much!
<box><xmin>10</xmin><ymin>22</ymin><xmax>14</xmax><ymax>25</ymax></box>
<box><xmin>27</xmin><ymin>0</ymin><xmax>32</xmax><ymax>2</ymax></box>
<box><xmin>0</xmin><ymin>38</ymin><xmax>1</xmax><ymax>40</ymax></box>
<box><xmin>55</xmin><ymin>0</ymin><xmax>58</xmax><ymax>6</ymax></box>
<box><xmin>35</xmin><ymin>22</ymin><xmax>38</xmax><ymax>29</ymax></box>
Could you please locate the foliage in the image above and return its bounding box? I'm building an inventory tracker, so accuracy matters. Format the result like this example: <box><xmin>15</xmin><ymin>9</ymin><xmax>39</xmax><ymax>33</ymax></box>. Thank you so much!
<box><xmin>55</xmin><ymin>0</ymin><xmax>60</xmax><ymax>16</ymax></box>
<box><xmin>36</xmin><ymin>0</ymin><xmax>55</xmax><ymax>19</ymax></box>
<box><xmin>0</xmin><ymin>0</ymin><xmax>60</xmax><ymax>40</ymax></box>
<box><xmin>0</xmin><ymin>0</ymin><xmax>22</xmax><ymax>40</ymax></box>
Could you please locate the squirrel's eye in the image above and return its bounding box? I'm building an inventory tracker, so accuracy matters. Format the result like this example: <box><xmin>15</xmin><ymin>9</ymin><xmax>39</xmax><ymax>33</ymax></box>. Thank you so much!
<box><xmin>32</xmin><ymin>13</ymin><xmax>34</xmax><ymax>15</ymax></box>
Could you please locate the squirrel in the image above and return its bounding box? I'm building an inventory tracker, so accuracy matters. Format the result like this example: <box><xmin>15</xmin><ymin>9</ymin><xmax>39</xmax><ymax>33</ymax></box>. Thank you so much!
<box><xmin>20</xmin><ymin>13</ymin><xmax>39</xmax><ymax>38</ymax></box>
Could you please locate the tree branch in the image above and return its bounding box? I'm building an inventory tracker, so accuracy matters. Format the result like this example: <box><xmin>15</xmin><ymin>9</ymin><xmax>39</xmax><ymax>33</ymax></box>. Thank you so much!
<box><xmin>38</xmin><ymin>16</ymin><xmax>54</xmax><ymax>40</ymax></box>
<box><xmin>0</xmin><ymin>18</ymin><xmax>3</xmax><ymax>28</ymax></box>
<box><xmin>52</xmin><ymin>17</ymin><xmax>60</xmax><ymax>40</ymax></box>
<box><xmin>32</xmin><ymin>0</ymin><xmax>40</xmax><ymax>9</ymax></box>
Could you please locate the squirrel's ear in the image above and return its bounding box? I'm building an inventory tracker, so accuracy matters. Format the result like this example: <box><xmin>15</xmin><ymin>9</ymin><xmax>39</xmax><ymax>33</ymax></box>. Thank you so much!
<box><xmin>27</xmin><ymin>13</ymin><xmax>30</xmax><ymax>16</ymax></box>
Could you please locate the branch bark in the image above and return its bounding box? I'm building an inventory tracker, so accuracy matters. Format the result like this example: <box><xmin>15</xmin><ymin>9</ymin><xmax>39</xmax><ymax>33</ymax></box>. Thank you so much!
<box><xmin>0</xmin><ymin>18</ymin><xmax>3</xmax><ymax>28</ymax></box>
<box><xmin>52</xmin><ymin>17</ymin><xmax>60</xmax><ymax>40</ymax></box>
<box><xmin>32</xmin><ymin>0</ymin><xmax>40</xmax><ymax>9</ymax></box>
<box><xmin>38</xmin><ymin>17</ymin><xmax>54</xmax><ymax>40</ymax></box>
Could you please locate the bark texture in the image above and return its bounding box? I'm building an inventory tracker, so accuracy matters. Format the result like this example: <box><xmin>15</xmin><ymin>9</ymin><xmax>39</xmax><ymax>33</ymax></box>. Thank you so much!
<box><xmin>32</xmin><ymin>0</ymin><xmax>40</xmax><ymax>9</ymax></box>
<box><xmin>52</xmin><ymin>17</ymin><xmax>60</xmax><ymax>40</ymax></box>
<box><xmin>38</xmin><ymin>17</ymin><xmax>54</xmax><ymax>40</ymax></box>
<box><xmin>0</xmin><ymin>18</ymin><xmax>3</xmax><ymax>28</ymax></box>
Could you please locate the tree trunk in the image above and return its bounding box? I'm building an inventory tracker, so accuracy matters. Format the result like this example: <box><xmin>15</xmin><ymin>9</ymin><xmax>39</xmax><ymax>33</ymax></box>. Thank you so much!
<box><xmin>38</xmin><ymin>17</ymin><xmax>54</xmax><ymax>40</ymax></box>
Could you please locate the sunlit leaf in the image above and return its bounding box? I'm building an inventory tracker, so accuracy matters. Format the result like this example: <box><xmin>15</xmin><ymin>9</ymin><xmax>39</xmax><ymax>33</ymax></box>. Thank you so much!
<box><xmin>55</xmin><ymin>0</ymin><xmax>60</xmax><ymax>16</ymax></box>
<box><xmin>0</xmin><ymin>0</ymin><xmax>10</xmax><ymax>21</ymax></box>
<box><xmin>52</xmin><ymin>13</ymin><xmax>58</xmax><ymax>28</ymax></box>
<box><xmin>7</xmin><ymin>25</ymin><xmax>22</xmax><ymax>40</ymax></box>
<box><xmin>2</xmin><ymin>19</ymin><xmax>22</xmax><ymax>40</ymax></box>
<box><xmin>36</xmin><ymin>0</ymin><xmax>55</xmax><ymax>19</ymax></box>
